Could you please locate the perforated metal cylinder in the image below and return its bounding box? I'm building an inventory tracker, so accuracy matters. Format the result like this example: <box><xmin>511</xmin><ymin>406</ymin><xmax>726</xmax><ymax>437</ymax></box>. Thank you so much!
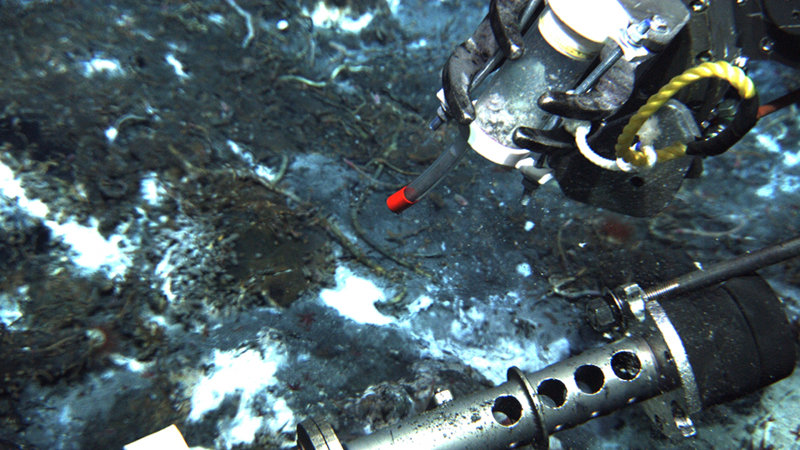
<box><xmin>521</xmin><ymin>335</ymin><xmax>676</xmax><ymax>433</ymax></box>
<box><xmin>346</xmin><ymin>370</ymin><xmax>548</xmax><ymax>450</ymax></box>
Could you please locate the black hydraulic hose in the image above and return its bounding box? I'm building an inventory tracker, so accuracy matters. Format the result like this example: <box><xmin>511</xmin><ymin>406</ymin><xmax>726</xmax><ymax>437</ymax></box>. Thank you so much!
<box><xmin>686</xmin><ymin>94</ymin><xmax>760</xmax><ymax>157</ymax></box>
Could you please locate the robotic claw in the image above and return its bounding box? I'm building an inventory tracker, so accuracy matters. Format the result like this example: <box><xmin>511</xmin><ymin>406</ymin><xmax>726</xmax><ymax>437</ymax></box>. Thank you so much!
<box><xmin>297</xmin><ymin>236</ymin><xmax>800</xmax><ymax>449</ymax></box>
<box><xmin>387</xmin><ymin>0</ymin><xmax>800</xmax><ymax>217</ymax></box>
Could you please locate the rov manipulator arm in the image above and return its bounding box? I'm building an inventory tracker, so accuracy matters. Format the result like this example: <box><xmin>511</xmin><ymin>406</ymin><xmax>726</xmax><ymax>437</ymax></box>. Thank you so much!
<box><xmin>387</xmin><ymin>0</ymin><xmax>800</xmax><ymax>217</ymax></box>
<box><xmin>297</xmin><ymin>236</ymin><xmax>799</xmax><ymax>449</ymax></box>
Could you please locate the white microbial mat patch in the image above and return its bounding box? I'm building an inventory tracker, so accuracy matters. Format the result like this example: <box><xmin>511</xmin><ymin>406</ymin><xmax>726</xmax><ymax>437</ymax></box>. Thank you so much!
<box><xmin>320</xmin><ymin>266</ymin><xmax>394</xmax><ymax>325</ymax></box>
<box><xmin>318</xmin><ymin>265</ymin><xmax>571</xmax><ymax>385</ymax></box>
<box><xmin>188</xmin><ymin>336</ymin><xmax>294</xmax><ymax>447</ymax></box>
<box><xmin>1</xmin><ymin>160</ymin><xmax>134</xmax><ymax>278</ymax></box>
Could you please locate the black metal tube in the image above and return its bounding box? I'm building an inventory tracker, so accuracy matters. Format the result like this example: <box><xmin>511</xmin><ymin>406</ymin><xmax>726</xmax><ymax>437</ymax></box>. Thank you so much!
<box><xmin>573</xmin><ymin>47</ymin><xmax>622</xmax><ymax>95</ymax></box>
<box><xmin>642</xmin><ymin>235</ymin><xmax>800</xmax><ymax>302</ymax></box>
<box><xmin>472</xmin><ymin>0</ymin><xmax>543</xmax><ymax>88</ymax></box>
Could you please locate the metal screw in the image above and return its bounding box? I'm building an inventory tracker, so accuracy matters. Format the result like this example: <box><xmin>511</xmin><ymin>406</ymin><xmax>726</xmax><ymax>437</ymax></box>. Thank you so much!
<box><xmin>691</xmin><ymin>0</ymin><xmax>708</xmax><ymax>12</ymax></box>
<box><xmin>761</xmin><ymin>37</ymin><xmax>775</xmax><ymax>53</ymax></box>
<box><xmin>696</xmin><ymin>50</ymin><xmax>713</xmax><ymax>63</ymax></box>
<box><xmin>429</xmin><ymin>113</ymin><xmax>444</xmax><ymax>131</ymax></box>
<box><xmin>625</xmin><ymin>19</ymin><xmax>651</xmax><ymax>46</ymax></box>
<box><xmin>649</xmin><ymin>15</ymin><xmax>668</xmax><ymax>33</ymax></box>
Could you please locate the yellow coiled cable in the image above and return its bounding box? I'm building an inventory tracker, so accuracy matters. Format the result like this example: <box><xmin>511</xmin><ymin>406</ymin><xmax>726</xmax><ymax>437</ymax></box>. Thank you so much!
<box><xmin>615</xmin><ymin>61</ymin><xmax>757</xmax><ymax>167</ymax></box>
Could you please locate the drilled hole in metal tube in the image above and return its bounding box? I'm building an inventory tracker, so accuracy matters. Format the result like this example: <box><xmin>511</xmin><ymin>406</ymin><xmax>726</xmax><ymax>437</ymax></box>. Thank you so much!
<box><xmin>574</xmin><ymin>364</ymin><xmax>605</xmax><ymax>394</ymax></box>
<box><xmin>491</xmin><ymin>395</ymin><xmax>523</xmax><ymax>427</ymax></box>
<box><xmin>611</xmin><ymin>351</ymin><xmax>641</xmax><ymax>380</ymax></box>
<box><xmin>537</xmin><ymin>378</ymin><xmax>567</xmax><ymax>408</ymax></box>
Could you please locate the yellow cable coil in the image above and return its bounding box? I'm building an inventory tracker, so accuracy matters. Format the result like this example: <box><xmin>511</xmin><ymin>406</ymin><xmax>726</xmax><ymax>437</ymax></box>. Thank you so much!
<box><xmin>615</xmin><ymin>61</ymin><xmax>757</xmax><ymax>167</ymax></box>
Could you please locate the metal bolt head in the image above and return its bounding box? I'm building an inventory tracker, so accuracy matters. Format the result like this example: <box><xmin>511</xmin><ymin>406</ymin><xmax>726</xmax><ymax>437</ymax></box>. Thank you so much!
<box><xmin>586</xmin><ymin>296</ymin><xmax>620</xmax><ymax>332</ymax></box>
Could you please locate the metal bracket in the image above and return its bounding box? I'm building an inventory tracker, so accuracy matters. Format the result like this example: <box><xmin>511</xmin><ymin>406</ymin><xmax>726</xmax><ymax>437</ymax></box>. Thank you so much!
<box><xmin>639</xmin><ymin>299</ymin><xmax>702</xmax><ymax>439</ymax></box>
